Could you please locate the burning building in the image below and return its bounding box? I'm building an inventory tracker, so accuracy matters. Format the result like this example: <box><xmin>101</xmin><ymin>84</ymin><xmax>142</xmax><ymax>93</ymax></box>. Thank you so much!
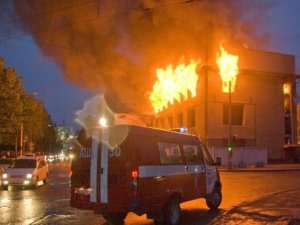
<box><xmin>3</xmin><ymin>1</ymin><xmax>297</xmax><ymax>164</ymax></box>
<box><xmin>150</xmin><ymin>46</ymin><xmax>296</xmax><ymax>165</ymax></box>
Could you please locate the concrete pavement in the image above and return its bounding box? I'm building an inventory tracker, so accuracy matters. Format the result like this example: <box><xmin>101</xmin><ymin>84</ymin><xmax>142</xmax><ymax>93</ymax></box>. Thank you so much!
<box><xmin>219</xmin><ymin>163</ymin><xmax>300</xmax><ymax>172</ymax></box>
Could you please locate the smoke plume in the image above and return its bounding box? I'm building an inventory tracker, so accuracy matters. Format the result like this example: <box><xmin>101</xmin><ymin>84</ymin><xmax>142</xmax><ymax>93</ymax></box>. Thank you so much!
<box><xmin>2</xmin><ymin>0</ymin><xmax>273</xmax><ymax>113</ymax></box>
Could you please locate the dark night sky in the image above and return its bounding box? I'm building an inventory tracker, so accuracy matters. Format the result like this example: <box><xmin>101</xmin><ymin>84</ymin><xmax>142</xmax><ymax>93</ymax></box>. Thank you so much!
<box><xmin>0</xmin><ymin>0</ymin><xmax>299</xmax><ymax>130</ymax></box>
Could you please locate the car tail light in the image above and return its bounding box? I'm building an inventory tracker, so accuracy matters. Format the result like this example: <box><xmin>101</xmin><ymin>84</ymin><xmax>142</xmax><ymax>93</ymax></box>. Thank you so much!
<box><xmin>132</xmin><ymin>170</ymin><xmax>138</xmax><ymax>179</ymax></box>
<box><xmin>132</xmin><ymin>169</ymin><xmax>139</xmax><ymax>196</ymax></box>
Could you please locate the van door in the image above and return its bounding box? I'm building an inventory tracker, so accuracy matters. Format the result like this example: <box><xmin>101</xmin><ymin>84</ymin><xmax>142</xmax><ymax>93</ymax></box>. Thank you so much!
<box><xmin>91</xmin><ymin>125</ymin><xmax>134</xmax><ymax>212</ymax></box>
<box><xmin>200</xmin><ymin>144</ymin><xmax>218</xmax><ymax>194</ymax></box>
<box><xmin>182</xmin><ymin>144</ymin><xmax>206</xmax><ymax>198</ymax></box>
<box><xmin>90</xmin><ymin>129</ymin><xmax>109</xmax><ymax>204</ymax></box>
<box><xmin>156</xmin><ymin>142</ymin><xmax>191</xmax><ymax>201</ymax></box>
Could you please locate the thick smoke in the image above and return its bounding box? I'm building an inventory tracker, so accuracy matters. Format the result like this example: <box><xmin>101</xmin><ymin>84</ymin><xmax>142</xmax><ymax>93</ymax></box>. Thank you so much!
<box><xmin>3</xmin><ymin>0</ymin><xmax>272</xmax><ymax>113</ymax></box>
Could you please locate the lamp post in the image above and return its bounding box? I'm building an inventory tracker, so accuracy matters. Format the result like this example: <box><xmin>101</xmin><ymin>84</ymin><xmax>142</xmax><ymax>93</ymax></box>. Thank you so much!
<box><xmin>228</xmin><ymin>81</ymin><xmax>232</xmax><ymax>169</ymax></box>
<box><xmin>20</xmin><ymin>122</ymin><xmax>23</xmax><ymax>156</ymax></box>
<box><xmin>216</xmin><ymin>44</ymin><xmax>238</xmax><ymax>169</ymax></box>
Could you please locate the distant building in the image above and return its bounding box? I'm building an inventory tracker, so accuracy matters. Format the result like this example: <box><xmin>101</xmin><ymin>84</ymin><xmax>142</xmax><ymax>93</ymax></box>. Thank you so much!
<box><xmin>151</xmin><ymin>48</ymin><xmax>297</xmax><ymax>163</ymax></box>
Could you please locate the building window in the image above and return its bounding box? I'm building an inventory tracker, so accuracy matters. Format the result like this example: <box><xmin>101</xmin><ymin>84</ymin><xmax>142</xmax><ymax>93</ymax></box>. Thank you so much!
<box><xmin>155</xmin><ymin>118</ymin><xmax>159</xmax><ymax>127</ymax></box>
<box><xmin>176</xmin><ymin>112</ymin><xmax>183</xmax><ymax>127</ymax></box>
<box><xmin>223</xmin><ymin>104</ymin><xmax>244</xmax><ymax>126</ymax></box>
<box><xmin>160</xmin><ymin>117</ymin><xmax>165</xmax><ymax>128</ymax></box>
<box><xmin>187</xmin><ymin>108</ymin><xmax>195</xmax><ymax>127</ymax></box>
<box><xmin>168</xmin><ymin>116</ymin><xmax>173</xmax><ymax>129</ymax></box>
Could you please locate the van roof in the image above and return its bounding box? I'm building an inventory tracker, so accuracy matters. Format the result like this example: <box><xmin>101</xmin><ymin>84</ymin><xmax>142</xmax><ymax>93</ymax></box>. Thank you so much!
<box><xmin>99</xmin><ymin>125</ymin><xmax>201</xmax><ymax>142</ymax></box>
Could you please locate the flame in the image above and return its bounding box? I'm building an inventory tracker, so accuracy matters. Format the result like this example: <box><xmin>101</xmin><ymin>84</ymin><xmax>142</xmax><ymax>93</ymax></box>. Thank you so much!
<box><xmin>216</xmin><ymin>44</ymin><xmax>239</xmax><ymax>93</ymax></box>
<box><xmin>150</xmin><ymin>60</ymin><xmax>200</xmax><ymax>113</ymax></box>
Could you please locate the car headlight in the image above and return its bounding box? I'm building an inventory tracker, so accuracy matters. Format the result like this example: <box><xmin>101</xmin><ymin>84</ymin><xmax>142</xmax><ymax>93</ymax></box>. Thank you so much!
<box><xmin>2</xmin><ymin>173</ymin><xmax>8</xmax><ymax>179</ymax></box>
<box><xmin>26</xmin><ymin>174</ymin><xmax>33</xmax><ymax>179</ymax></box>
<box><xmin>69</xmin><ymin>153</ymin><xmax>74</xmax><ymax>160</ymax></box>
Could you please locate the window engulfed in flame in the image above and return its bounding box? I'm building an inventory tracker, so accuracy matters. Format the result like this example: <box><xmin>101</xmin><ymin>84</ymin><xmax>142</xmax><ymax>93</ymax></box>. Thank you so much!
<box><xmin>149</xmin><ymin>60</ymin><xmax>200</xmax><ymax>113</ymax></box>
<box><xmin>283</xmin><ymin>83</ymin><xmax>291</xmax><ymax>95</ymax></box>
<box><xmin>216</xmin><ymin>44</ymin><xmax>239</xmax><ymax>93</ymax></box>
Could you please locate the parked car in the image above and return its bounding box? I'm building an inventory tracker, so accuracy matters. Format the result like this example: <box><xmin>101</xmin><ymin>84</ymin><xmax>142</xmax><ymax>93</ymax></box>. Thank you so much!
<box><xmin>45</xmin><ymin>154</ymin><xmax>56</xmax><ymax>163</ymax></box>
<box><xmin>1</xmin><ymin>155</ymin><xmax>49</xmax><ymax>190</ymax></box>
<box><xmin>0</xmin><ymin>166</ymin><xmax>3</xmax><ymax>187</ymax></box>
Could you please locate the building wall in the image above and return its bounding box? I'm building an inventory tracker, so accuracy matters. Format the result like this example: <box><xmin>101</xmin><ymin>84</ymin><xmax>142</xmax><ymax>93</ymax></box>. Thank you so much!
<box><xmin>152</xmin><ymin>48</ymin><xmax>296</xmax><ymax>161</ymax></box>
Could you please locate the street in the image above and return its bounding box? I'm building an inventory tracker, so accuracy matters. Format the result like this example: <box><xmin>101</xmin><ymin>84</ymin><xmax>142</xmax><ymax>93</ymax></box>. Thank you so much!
<box><xmin>1</xmin><ymin>162</ymin><xmax>300</xmax><ymax>225</ymax></box>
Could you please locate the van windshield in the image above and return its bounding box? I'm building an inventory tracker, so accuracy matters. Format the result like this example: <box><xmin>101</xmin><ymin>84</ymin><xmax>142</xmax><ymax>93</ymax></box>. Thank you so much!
<box><xmin>9</xmin><ymin>159</ymin><xmax>36</xmax><ymax>168</ymax></box>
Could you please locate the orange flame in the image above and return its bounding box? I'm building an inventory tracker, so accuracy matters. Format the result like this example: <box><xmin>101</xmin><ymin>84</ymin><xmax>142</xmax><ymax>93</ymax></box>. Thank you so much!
<box><xmin>150</xmin><ymin>60</ymin><xmax>200</xmax><ymax>113</ymax></box>
<box><xmin>216</xmin><ymin>44</ymin><xmax>239</xmax><ymax>93</ymax></box>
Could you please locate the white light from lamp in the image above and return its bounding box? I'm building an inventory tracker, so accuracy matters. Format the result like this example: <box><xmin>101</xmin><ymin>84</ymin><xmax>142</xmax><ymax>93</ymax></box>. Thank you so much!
<box><xmin>99</xmin><ymin>117</ymin><xmax>107</xmax><ymax>127</ymax></box>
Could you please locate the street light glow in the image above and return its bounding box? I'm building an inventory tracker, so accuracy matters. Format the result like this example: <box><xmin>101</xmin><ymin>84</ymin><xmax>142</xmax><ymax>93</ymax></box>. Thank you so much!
<box><xmin>99</xmin><ymin>117</ymin><xmax>107</xmax><ymax>127</ymax></box>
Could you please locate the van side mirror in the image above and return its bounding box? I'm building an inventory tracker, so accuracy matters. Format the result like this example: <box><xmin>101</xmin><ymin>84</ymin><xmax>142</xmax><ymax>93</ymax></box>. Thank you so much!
<box><xmin>216</xmin><ymin>157</ymin><xmax>221</xmax><ymax>166</ymax></box>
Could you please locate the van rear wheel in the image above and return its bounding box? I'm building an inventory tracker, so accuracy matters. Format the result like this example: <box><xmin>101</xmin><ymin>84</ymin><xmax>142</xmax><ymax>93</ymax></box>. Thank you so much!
<box><xmin>102</xmin><ymin>212</ymin><xmax>126</xmax><ymax>225</ymax></box>
<box><xmin>163</xmin><ymin>197</ymin><xmax>181</xmax><ymax>225</ymax></box>
<box><xmin>206</xmin><ymin>188</ymin><xmax>222</xmax><ymax>210</ymax></box>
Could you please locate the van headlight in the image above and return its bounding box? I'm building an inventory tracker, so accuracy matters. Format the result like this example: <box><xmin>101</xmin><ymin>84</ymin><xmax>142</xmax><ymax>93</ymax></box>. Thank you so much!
<box><xmin>2</xmin><ymin>173</ymin><xmax>8</xmax><ymax>179</ymax></box>
<box><xmin>26</xmin><ymin>174</ymin><xmax>33</xmax><ymax>179</ymax></box>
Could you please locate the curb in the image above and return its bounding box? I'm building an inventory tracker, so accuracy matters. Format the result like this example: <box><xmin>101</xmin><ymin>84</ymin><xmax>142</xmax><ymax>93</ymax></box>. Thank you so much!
<box><xmin>219</xmin><ymin>166</ymin><xmax>300</xmax><ymax>172</ymax></box>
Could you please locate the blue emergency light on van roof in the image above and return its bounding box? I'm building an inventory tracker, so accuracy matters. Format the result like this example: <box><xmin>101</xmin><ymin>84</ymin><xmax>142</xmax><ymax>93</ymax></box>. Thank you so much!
<box><xmin>180</xmin><ymin>127</ymin><xmax>188</xmax><ymax>133</ymax></box>
<box><xmin>170</xmin><ymin>127</ymin><xmax>188</xmax><ymax>133</ymax></box>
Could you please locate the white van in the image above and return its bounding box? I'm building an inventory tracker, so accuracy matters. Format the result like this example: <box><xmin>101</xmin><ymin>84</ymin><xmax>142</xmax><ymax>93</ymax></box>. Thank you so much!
<box><xmin>70</xmin><ymin>125</ymin><xmax>222</xmax><ymax>225</ymax></box>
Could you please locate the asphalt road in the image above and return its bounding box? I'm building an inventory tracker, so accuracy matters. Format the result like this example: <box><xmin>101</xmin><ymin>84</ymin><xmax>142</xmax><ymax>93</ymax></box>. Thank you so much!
<box><xmin>0</xmin><ymin>162</ymin><xmax>300</xmax><ymax>225</ymax></box>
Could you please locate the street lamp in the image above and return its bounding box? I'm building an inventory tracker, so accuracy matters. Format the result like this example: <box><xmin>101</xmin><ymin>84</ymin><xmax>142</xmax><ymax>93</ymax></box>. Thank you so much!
<box><xmin>216</xmin><ymin>44</ymin><xmax>239</xmax><ymax>168</ymax></box>
<box><xmin>99</xmin><ymin>117</ymin><xmax>107</xmax><ymax>127</ymax></box>
<box><xmin>227</xmin><ymin>81</ymin><xmax>233</xmax><ymax>168</ymax></box>
<box><xmin>20</xmin><ymin>122</ymin><xmax>23</xmax><ymax>156</ymax></box>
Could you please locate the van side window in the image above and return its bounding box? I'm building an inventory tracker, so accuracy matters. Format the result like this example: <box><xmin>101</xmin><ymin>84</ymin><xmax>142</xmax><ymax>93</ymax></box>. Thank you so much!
<box><xmin>134</xmin><ymin>136</ymin><xmax>160</xmax><ymax>165</ymax></box>
<box><xmin>183</xmin><ymin>145</ymin><xmax>204</xmax><ymax>164</ymax></box>
<box><xmin>158</xmin><ymin>142</ymin><xmax>182</xmax><ymax>164</ymax></box>
<box><xmin>200</xmin><ymin>144</ymin><xmax>214</xmax><ymax>165</ymax></box>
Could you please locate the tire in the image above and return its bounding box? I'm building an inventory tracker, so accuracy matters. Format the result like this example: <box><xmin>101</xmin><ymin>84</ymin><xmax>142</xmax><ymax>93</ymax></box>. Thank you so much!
<box><xmin>163</xmin><ymin>197</ymin><xmax>181</xmax><ymax>225</ymax></box>
<box><xmin>43</xmin><ymin>173</ymin><xmax>48</xmax><ymax>184</ymax></box>
<box><xmin>31</xmin><ymin>177</ymin><xmax>39</xmax><ymax>189</ymax></box>
<box><xmin>206</xmin><ymin>188</ymin><xmax>222</xmax><ymax>210</ymax></box>
<box><xmin>2</xmin><ymin>185</ymin><xmax>8</xmax><ymax>190</ymax></box>
<box><xmin>102</xmin><ymin>212</ymin><xmax>126</xmax><ymax>225</ymax></box>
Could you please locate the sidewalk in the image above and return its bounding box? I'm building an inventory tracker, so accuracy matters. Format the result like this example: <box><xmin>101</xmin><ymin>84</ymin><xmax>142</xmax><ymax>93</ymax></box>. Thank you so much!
<box><xmin>219</xmin><ymin>163</ymin><xmax>300</xmax><ymax>172</ymax></box>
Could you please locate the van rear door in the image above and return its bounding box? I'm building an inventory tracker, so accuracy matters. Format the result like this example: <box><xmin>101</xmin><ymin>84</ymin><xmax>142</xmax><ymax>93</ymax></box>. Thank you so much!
<box><xmin>90</xmin><ymin>129</ymin><xmax>105</xmax><ymax>204</ymax></box>
<box><xmin>90</xmin><ymin>126</ymin><xmax>135</xmax><ymax>212</ymax></box>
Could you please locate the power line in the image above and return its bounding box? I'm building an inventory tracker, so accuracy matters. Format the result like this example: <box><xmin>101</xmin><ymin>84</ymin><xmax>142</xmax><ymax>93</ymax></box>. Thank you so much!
<box><xmin>0</xmin><ymin>0</ymin><xmax>99</xmax><ymax>27</ymax></box>
<box><xmin>1</xmin><ymin>0</ymin><xmax>196</xmax><ymax>40</ymax></box>
<box><xmin>0</xmin><ymin>0</ymin><xmax>198</xmax><ymax>56</ymax></box>
<box><xmin>0</xmin><ymin>34</ymin><xmax>96</xmax><ymax>54</ymax></box>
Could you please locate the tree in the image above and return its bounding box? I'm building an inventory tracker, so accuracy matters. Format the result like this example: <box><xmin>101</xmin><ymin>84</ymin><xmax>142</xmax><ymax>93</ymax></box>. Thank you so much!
<box><xmin>0</xmin><ymin>57</ymin><xmax>24</xmax><ymax>149</ymax></box>
<box><xmin>0</xmin><ymin>57</ymin><xmax>59</xmax><ymax>153</ymax></box>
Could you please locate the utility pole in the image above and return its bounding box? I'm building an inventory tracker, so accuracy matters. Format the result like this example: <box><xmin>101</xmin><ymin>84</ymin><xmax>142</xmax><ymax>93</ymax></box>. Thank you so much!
<box><xmin>20</xmin><ymin>122</ymin><xmax>23</xmax><ymax>156</ymax></box>
<box><xmin>228</xmin><ymin>81</ymin><xmax>232</xmax><ymax>169</ymax></box>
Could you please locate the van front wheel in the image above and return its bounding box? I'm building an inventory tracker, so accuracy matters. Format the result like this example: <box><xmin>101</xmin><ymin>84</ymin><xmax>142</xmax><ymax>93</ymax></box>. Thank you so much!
<box><xmin>206</xmin><ymin>189</ymin><xmax>222</xmax><ymax>210</ymax></box>
<box><xmin>164</xmin><ymin>197</ymin><xmax>181</xmax><ymax>225</ymax></box>
<box><xmin>102</xmin><ymin>212</ymin><xmax>126</xmax><ymax>225</ymax></box>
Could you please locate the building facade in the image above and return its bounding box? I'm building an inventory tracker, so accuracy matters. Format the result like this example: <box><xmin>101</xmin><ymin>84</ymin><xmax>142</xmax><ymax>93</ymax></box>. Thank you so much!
<box><xmin>152</xmin><ymin>48</ymin><xmax>296</xmax><ymax>162</ymax></box>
